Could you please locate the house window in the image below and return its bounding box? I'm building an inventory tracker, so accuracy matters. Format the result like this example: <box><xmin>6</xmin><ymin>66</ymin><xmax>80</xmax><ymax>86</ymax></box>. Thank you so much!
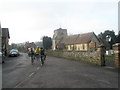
<box><xmin>79</xmin><ymin>45</ymin><xmax>81</xmax><ymax>50</ymax></box>
<box><xmin>83</xmin><ymin>44</ymin><xmax>85</xmax><ymax>50</ymax></box>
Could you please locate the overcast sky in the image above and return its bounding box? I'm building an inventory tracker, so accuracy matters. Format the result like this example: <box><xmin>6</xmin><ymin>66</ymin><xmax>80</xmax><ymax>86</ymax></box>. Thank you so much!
<box><xmin>0</xmin><ymin>0</ymin><xmax>119</xmax><ymax>44</ymax></box>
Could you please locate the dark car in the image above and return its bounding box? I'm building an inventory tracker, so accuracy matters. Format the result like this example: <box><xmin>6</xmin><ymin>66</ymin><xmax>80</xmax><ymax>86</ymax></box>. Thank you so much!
<box><xmin>9</xmin><ymin>49</ymin><xmax>20</xmax><ymax>57</ymax></box>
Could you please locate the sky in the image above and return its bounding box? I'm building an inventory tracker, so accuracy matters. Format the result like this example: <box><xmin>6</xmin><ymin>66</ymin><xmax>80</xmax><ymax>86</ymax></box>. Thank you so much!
<box><xmin>0</xmin><ymin>0</ymin><xmax>119</xmax><ymax>44</ymax></box>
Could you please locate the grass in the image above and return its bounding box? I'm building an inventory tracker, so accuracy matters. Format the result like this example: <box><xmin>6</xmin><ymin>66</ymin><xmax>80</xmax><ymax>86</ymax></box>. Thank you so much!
<box><xmin>105</xmin><ymin>55</ymin><xmax>114</xmax><ymax>61</ymax></box>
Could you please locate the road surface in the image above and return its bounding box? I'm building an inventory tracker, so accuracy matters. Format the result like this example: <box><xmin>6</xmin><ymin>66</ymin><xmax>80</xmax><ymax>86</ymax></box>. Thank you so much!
<box><xmin>2</xmin><ymin>53</ymin><xmax>118</xmax><ymax>88</ymax></box>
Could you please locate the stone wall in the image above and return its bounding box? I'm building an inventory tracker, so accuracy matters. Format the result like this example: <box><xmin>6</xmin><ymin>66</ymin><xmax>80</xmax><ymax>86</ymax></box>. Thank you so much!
<box><xmin>113</xmin><ymin>43</ymin><xmax>120</xmax><ymax>68</ymax></box>
<box><xmin>47</xmin><ymin>50</ymin><xmax>102</xmax><ymax>65</ymax></box>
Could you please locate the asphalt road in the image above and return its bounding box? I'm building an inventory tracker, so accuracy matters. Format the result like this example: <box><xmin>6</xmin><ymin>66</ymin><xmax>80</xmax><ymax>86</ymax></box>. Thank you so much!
<box><xmin>2</xmin><ymin>53</ymin><xmax>118</xmax><ymax>88</ymax></box>
<box><xmin>0</xmin><ymin>63</ymin><xmax>2</xmax><ymax>89</ymax></box>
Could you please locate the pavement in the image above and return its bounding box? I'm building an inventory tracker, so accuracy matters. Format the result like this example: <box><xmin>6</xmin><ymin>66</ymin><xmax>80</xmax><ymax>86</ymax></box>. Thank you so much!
<box><xmin>2</xmin><ymin>53</ymin><xmax>119</xmax><ymax>88</ymax></box>
<box><xmin>0</xmin><ymin>64</ymin><xmax>2</xmax><ymax>90</ymax></box>
<box><xmin>0</xmin><ymin>56</ymin><xmax>2</xmax><ymax>90</ymax></box>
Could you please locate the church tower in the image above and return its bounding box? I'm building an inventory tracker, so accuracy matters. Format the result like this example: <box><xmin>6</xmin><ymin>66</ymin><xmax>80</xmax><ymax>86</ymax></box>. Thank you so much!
<box><xmin>52</xmin><ymin>28</ymin><xmax>67</xmax><ymax>50</ymax></box>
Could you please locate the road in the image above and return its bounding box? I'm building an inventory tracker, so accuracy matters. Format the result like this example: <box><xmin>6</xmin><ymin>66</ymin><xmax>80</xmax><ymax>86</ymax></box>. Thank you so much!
<box><xmin>0</xmin><ymin>61</ymin><xmax>2</xmax><ymax>89</ymax></box>
<box><xmin>2</xmin><ymin>53</ymin><xmax>118</xmax><ymax>88</ymax></box>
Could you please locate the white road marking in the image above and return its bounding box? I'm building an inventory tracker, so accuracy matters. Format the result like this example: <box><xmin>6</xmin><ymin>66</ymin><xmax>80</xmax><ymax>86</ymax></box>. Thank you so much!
<box><xmin>105</xmin><ymin>66</ymin><xmax>115</xmax><ymax>69</ymax></box>
<box><xmin>14</xmin><ymin>77</ymin><xmax>29</xmax><ymax>88</ymax></box>
<box><xmin>14</xmin><ymin>72</ymin><xmax>35</xmax><ymax>88</ymax></box>
<box><xmin>14</xmin><ymin>66</ymin><xmax>42</xmax><ymax>88</ymax></box>
<box><xmin>28</xmin><ymin>72</ymin><xmax>34</xmax><ymax>77</ymax></box>
<box><xmin>97</xmin><ymin>79</ymin><xmax>111</xmax><ymax>85</ymax></box>
<box><xmin>37</xmin><ymin>67</ymin><xmax>40</xmax><ymax>70</ymax></box>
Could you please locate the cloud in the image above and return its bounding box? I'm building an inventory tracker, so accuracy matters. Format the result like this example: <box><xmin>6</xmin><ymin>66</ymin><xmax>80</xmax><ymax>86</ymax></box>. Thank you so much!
<box><xmin>15</xmin><ymin>0</ymin><xmax>119</xmax><ymax>3</ymax></box>
<box><xmin>0</xmin><ymin>0</ymin><xmax>118</xmax><ymax>44</ymax></box>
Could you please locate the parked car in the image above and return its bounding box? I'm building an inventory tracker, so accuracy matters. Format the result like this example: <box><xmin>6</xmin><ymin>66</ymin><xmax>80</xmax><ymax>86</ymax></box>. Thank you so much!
<box><xmin>0</xmin><ymin>52</ymin><xmax>5</xmax><ymax>63</ymax></box>
<box><xmin>0</xmin><ymin>52</ymin><xmax>2</xmax><ymax>63</ymax></box>
<box><xmin>9</xmin><ymin>49</ymin><xmax>20</xmax><ymax>57</ymax></box>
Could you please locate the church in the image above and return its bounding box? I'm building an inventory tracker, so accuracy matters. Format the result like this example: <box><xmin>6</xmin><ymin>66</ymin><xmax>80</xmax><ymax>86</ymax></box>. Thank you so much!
<box><xmin>52</xmin><ymin>28</ymin><xmax>101</xmax><ymax>52</ymax></box>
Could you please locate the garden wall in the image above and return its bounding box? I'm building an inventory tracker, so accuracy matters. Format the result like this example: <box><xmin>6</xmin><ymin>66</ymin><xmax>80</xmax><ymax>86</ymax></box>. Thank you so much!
<box><xmin>46</xmin><ymin>50</ymin><xmax>101</xmax><ymax>65</ymax></box>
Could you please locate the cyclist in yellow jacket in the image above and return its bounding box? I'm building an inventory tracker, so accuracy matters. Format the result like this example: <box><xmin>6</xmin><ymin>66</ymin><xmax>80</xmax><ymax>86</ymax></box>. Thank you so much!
<box><xmin>34</xmin><ymin>46</ymin><xmax>41</xmax><ymax>61</ymax></box>
<box><xmin>34</xmin><ymin>46</ymin><xmax>41</xmax><ymax>53</ymax></box>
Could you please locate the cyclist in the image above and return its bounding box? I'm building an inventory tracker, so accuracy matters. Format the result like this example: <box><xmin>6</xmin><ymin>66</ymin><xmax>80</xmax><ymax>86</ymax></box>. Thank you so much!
<box><xmin>34</xmin><ymin>46</ymin><xmax>41</xmax><ymax>61</ymax></box>
<box><xmin>30</xmin><ymin>48</ymin><xmax>35</xmax><ymax>65</ymax></box>
<box><xmin>40</xmin><ymin>47</ymin><xmax>46</xmax><ymax>65</ymax></box>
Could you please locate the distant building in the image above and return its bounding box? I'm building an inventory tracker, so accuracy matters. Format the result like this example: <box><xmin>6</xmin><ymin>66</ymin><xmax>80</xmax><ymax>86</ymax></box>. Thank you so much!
<box><xmin>2</xmin><ymin>28</ymin><xmax>10</xmax><ymax>55</ymax></box>
<box><xmin>52</xmin><ymin>28</ymin><xmax>101</xmax><ymax>51</ymax></box>
<box><xmin>24</xmin><ymin>42</ymin><xmax>36</xmax><ymax>50</ymax></box>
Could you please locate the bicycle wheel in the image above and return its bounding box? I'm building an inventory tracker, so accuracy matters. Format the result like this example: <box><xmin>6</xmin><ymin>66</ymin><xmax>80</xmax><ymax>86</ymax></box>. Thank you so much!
<box><xmin>31</xmin><ymin>56</ymin><xmax>34</xmax><ymax>64</ymax></box>
<box><xmin>41</xmin><ymin>55</ymin><xmax>44</xmax><ymax>65</ymax></box>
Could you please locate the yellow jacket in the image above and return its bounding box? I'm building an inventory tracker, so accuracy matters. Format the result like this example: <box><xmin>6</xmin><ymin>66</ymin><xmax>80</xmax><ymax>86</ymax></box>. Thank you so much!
<box><xmin>34</xmin><ymin>48</ymin><xmax>41</xmax><ymax>53</ymax></box>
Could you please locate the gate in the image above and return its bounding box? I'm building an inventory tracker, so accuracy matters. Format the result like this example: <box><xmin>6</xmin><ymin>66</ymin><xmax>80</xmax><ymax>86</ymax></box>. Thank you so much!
<box><xmin>103</xmin><ymin>43</ymin><xmax>120</xmax><ymax>68</ymax></box>
<box><xmin>97</xmin><ymin>45</ymin><xmax>114</xmax><ymax>67</ymax></box>
<box><xmin>105</xmin><ymin>51</ymin><xmax>114</xmax><ymax>67</ymax></box>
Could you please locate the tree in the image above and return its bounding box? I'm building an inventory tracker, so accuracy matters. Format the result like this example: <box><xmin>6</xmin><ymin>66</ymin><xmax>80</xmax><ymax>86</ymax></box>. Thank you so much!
<box><xmin>98</xmin><ymin>30</ymin><xmax>117</xmax><ymax>50</ymax></box>
<box><xmin>10</xmin><ymin>43</ymin><xmax>18</xmax><ymax>49</ymax></box>
<box><xmin>35</xmin><ymin>41</ymin><xmax>43</xmax><ymax>47</ymax></box>
<box><xmin>42</xmin><ymin>36</ymin><xmax>52</xmax><ymax>50</ymax></box>
<box><xmin>116</xmin><ymin>32</ymin><xmax>120</xmax><ymax>43</ymax></box>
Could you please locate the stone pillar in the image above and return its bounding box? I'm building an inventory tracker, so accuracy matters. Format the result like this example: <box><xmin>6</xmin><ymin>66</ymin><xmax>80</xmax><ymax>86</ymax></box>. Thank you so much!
<box><xmin>113</xmin><ymin>43</ymin><xmax>120</xmax><ymax>68</ymax></box>
<box><xmin>100</xmin><ymin>45</ymin><xmax>106</xmax><ymax>66</ymax></box>
<box><xmin>52</xmin><ymin>40</ymin><xmax>56</xmax><ymax>50</ymax></box>
<box><xmin>97</xmin><ymin>45</ymin><xmax>106</xmax><ymax>66</ymax></box>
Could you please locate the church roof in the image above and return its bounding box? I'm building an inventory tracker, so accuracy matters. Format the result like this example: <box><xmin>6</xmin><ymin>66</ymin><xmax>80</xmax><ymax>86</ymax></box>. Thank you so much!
<box><xmin>60</xmin><ymin>32</ymin><xmax>99</xmax><ymax>45</ymax></box>
<box><xmin>74</xmin><ymin>32</ymin><xmax>94</xmax><ymax>44</ymax></box>
<box><xmin>60</xmin><ymin>34</ymin><xmax>79</xmax><ymax>45</ymax></box>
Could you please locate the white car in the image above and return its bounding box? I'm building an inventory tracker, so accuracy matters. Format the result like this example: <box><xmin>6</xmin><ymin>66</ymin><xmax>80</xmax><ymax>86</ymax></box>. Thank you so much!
<box><xmin>0</xmin><ymin>52</ymin><xmax>2</xmax><ymax>63</ymax></box>
<box><xmin>0</xmin><ymin>52</ymin><xmax>2</xmax><ymax>57</ymax></box>
<box><xmin>9</xmin><ymin>49</ymin><xmax>20</xmax><ymax>57</ymax></box>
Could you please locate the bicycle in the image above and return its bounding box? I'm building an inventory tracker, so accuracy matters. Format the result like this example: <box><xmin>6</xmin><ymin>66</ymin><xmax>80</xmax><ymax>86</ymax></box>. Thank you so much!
<box><xmin>31</xmin><ymin>55</ymin><xmax>34</xmax><ymax>64</ymax></box>
<box><xmin>40</xmin><ymin>54</ymin><xmax>46</xmax><ymax>66</ymax></box>
<box><xmin>35</xmin><ymin>53</ymin><xmax>40</xmax><ymax>61</ymax></box>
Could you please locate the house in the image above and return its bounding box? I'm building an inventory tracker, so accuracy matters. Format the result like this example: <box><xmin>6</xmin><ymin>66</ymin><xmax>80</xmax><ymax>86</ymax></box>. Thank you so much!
<box><xmin>52</xmin><ymin>28</ymin><xmax>101</xmax><ymax>51</ymax></box>
<box><xmin>24</xmin><ymin>42</ymin><xmax>37</xmax><ymax>50</ymax></box>
<box><xmin>74</xmin><ymin>32</ymin><xmax>100</xmax><ymax>51</ymax></box>
<box><xmin>2</xmin><ymin>28</ymin><xmax>10</xmax><ymax>55</ymax></box>
<box><xmin>60</xmin><ymin>34</ymin><xmax>79</xmax><ymax>50</ymax></box>
<box><xmin>60</xmin><ymin>32</ymin><xmax>100</xmax><ymax>51</ymax></box>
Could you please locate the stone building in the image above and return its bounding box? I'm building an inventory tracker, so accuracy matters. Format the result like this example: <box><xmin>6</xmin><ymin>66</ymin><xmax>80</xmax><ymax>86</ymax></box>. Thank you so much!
<box><xmin>2</xmin><ymin>28</ymin><xmax>10</xmax><ymax>55</ymax></box>
<box><xmin>52</xmin><ymin>28</ymin><xmax>100</xmax><ymax>51</ymax></box>
<box><xmin>61</xmin><ymin>32</ymin><xmax>100</xmax><ymax>51</ymax></box>
<box><xmin>24</xmin><ymin>42</ymin><xmax>37</xmax><ymax>50</ymax></box>
<box><xmin>52</xmin><ymin>28</ymin><xmax>67</xmax><ymax>50</ymax></box>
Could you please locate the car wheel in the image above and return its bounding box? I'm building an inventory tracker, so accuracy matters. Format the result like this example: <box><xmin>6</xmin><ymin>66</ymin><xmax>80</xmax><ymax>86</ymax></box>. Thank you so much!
<box><xmin>2</xmin><ymin>61</ymin><xmax>5</xmax><ymax>63</ymax></box>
